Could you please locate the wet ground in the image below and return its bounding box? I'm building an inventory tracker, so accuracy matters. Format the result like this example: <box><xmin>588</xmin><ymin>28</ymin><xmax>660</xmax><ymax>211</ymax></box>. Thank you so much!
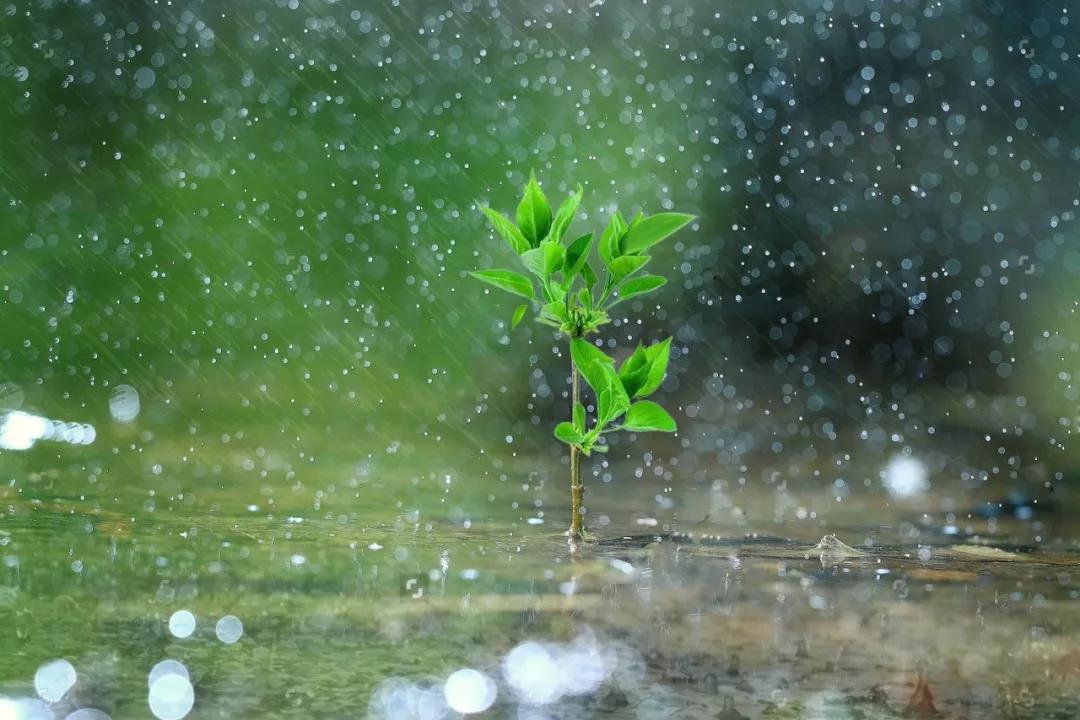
<box><xmin>1</xmin><ymin>440</ymin><xmax>1078</xmax><ymax>720</ymax></box>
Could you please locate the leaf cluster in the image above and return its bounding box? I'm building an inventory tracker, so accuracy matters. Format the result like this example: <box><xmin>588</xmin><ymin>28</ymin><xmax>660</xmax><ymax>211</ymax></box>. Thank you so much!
<box><xmin>554</xmin><ymin>337</ymin><xmax>676</xmax><ymax>455</ymax></box>
<box><xmin>470</xmin><ymin>172</ymin><xmax>695</xmax><ymax>336</ymax></box>
<box><xmin>471</xmin><ymin>172</ymin><xmax>694</xmax><ymax>455</ymax></box>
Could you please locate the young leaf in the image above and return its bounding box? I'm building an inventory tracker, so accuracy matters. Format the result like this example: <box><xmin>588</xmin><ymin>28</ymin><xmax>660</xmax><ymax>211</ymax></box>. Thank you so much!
<box><xmin>550</xmin><ymin>184</ymin><xmax>583</xmax><ymax>244</ymax></box>
<box><xmin>562</xmin><ymin>233</ymin><xmax>594</xmax><ymax>286</ymax></box>
<box><xmin>617</xmin><ymin>345</ymin><xmax>650</xmax><ymax>397</ymax></box>
<box><xmin>620</xmin><ymin>212</ymin><xmax>695</xmax><ymax>255</ymax></box>
<box><xmin>554</xmin><ymin>421</ymin><xmax>585</xmax><ymax>445</ymax></box>
<box><xmin>608</xmin><ymin>255</ymin><xmax>650</xmax><ymax>281</ymax></box>
<box><xmin>542</xmin><ymin>278</ymin><xmax>565</xmax><ymax>305</ymax></box>
<box><xmin>480</xmin><ymin>205</ymin><xmax>530</xmax><ymax>255</ymax></box>
<box><xmin>597</xmin><ymin>363</ymin><xmax>630</xmax><ymax>425</ymax></box>
<box><xmin>580</xmin><ymin>261</ymin><xmax>599</xmax><ymax>290</ymax></box>
<box><xmin>541</xmin><ymin>240</ymin><xmax>565</xmax><ymax>276</ymax></box>
<box><xmin>597</xmin><ymin>385</ymin><xmax>613</xmax><ymax>427</ymax></box>
<box><xmin>520</xmin><ymin>247</ymin><xmax>544</xmax><ymax>276</ymax></box>
<box><xmin>542</xmin><ymin>302</ymin><xmax>569</xmax><ymax>325</ymax></box>
<box><xmin>614</xmin><ymin>275</ymin><xmax>666</xmax><ymax>303</ymax></box>
<box><xmin>571</xmin><ymin>338</ymin><xmax>614</xmax><ymax>396</ymax></box>
<box><xmin>599</xmin><ymin>212</ymin><xmax>626</xmax><ymax>265</ymax></box>
<box><xmin>580</xmin><ymin>427</ymin><xmax>602</xmax><ymax>455</ymax></box>
<box><xmin>635</xmin><ymin>337</ymin><xmax>672</xmax><ymax>398</ymax></box>
<box><xmin>516</xmin><ymin>171</ymin><xmax>552</xmax><ymax>247</ymax></box>
<box><xmin>573</xmin><ymin>401</ymin><xmax>586</xmax><ymax>434</ymax></box>
<box><xmin>520</xmin><ymin>240</ymin><xmax>563</xmax><ymax>279</ymax></box>
<box><xmin>622</xmin><ymin>400</ymin><xmax>677</xmax><ymax>432</ymax></box>
<box><xmin>470</xmin><ymin>269</ymin><xmax>535</xmax><ymax>300</ymax></box>
<box><xmin>578</xmin><ymin>287</ymin><xmax>593</xmax><ymax>312</ymax></box>
<box><xmin>511</xmin><ymin>304</ymin><xmax>528</xmax><ymax>329</ymax></box>
<box><xmin>536</xmin><ymin>316</ymin><xmax>562</xmax><ymax>328</ymax></box>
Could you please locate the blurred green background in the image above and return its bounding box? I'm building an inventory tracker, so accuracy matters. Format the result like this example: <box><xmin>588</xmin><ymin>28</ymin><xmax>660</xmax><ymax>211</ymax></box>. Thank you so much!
<box><xmin>2</xmin><ymin>0</ymin><xmax>1079</xmax><ymax>516</ymax></box>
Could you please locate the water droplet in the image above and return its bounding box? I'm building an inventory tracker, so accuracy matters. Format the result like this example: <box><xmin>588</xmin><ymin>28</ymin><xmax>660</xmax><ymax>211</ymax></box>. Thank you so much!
<box><xmin>0</xmin><ymin>383</ymin><xmax>24</xmax><ymax>412</ymax></box>
<box><xmin>65</xmin><ymin>709</ymin><xmax>111</xmax><ymax>720</ymax></box>
<box><xmin>168</xmin><ymin>610</ymin><xmax>196</xmax><ymax>639</ymax></box>
<box><xmin>34</xmin><ymin>659</ymin><xmax>77</xmax><ymax>703</ymax></box>
<box><xmin>214</xmin><ymin>615</ymin><xmax>243</xmax><ymax>644</ymax></box>
<box><xmin>134</xmin><ymin>67</ymin><xmax>156</xmax><ymax>89</ymax></box>
<box><xmin>0</xmin><ymin>411</ymin><xmax>49</xmax><ymax>450</ymax></box>
<box><xmin>148</xmin><ymin>673</ymin><xmax>194</xmax><ymax>720</ymax></box>
<box><xmin>1</xmin><ymin>698</ymin><xmax>52</xmax><ymax>720</ymax></box>
<box><xmin>443</xmin><ymin>669</ymin><xmax>496</xmax><ymax>714</ymax></box>
<box><xmin>149</xmin><ymin>660</ymin><xmax>189</xmax><ymax>688</ymax></box>
<box><xmin>883</xmin><ymin>455</ymin><xmax>929</xmax><ymax>498</ymax></box>
<box><xmin>108</xmin><ymin>385</ymin><xmax>140</xmax><ymax>423</ymax></box>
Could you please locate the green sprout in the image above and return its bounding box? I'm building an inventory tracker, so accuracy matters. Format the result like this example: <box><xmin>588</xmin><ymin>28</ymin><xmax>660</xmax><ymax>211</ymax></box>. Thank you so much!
<box><xmin>471</xmin><ymin>172</ymin><xmax>695</xmax><ymax>543</ymax></box>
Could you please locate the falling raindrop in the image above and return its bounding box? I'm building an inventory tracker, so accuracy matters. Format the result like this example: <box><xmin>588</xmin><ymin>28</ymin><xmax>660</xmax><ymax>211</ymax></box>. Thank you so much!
<box><xmin>65</xmin><ymin>710</ymin><xmax>112</xmax><ymax>720</ymax></box>
<box><xmin>443</xmin><ymin>669</ymin><xmax>496</xmax><ymax>714</ymax></box>
<box><xmin>33</xmin><ymin>659</ymin><xmax>77</xmax><ymax>703</ymax></box>
<box><xmin>148</xmin><ymin>672</ymin><xmax>194</xmax><ymax>720</ymax></box>
<box><xmin>0</xmin><ymin>411</ymin><xmax>49</xmax><ymax>450</ymax></box>
<box><xmin>883</xmin><ymin>455</ymin><xmax>929</xmax><ymax>498</ymax></box>
<box><xmin>108</xmin><ymin>385</ymin><xmax>140</xmax><ymax>423</ymax></box>
<box><xmin>168</xmin><ymin>610</ymin><xmax>196</xmax><ymax>639</ymax></box>
<box><xmin>1</xmin><ymin>698</ymin><xmax>53</xmax><ymax>720</ymax></box>
<box><xmin>214</xmin><ymin>615</ymin><xmax>243</xmax><ymax>644</ymax></box>
<box><xmin>0</xmin><ymin>383</ymin><xmax>23</xmax><ymax>412</ymax></box>
<box><xmin>134</xmin><ymin>67</ymin><xmax>156</xmax><ymax>90</ymax></box>
<box><xmin>502</xmin><ymin>642</ymin><xmax>562</xmax><ymax>705</ymax></box>
<box><xmin>148</xmin><ymin>660</ymin><xmax>190</xmax><ymax>688</ymax></box>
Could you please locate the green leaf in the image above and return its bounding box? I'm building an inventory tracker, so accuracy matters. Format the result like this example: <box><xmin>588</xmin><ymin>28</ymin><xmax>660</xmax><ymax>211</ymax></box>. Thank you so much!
<box><xmin>580</xmin><ymin>262</ymin><xmax>599</xmax><ymax>290</ymax></box>
<box><xmin>511</xmin><ymin>304</ymin><xmax>528</xmax><ymax>329</ymax></box>
<box><xmin>554</xmin><ymin>421</ymin><xmax>584</xmax><ymax>445</ymax></box>
<box><xmin>620</xmin><ymin>212</ymin><xmax>695</xmax><ymax>255</ymax></box>
<box><xmin>549</xmin><ymin>184</ymin><xmax>583</xmax><ymax>244</ymax></box>
<box><xmin>609</xmin><ymin>255</ymin><xmax>650</xmax><ymax>281</ymax></box>
<box><xmin>542</xmin><ymin>301</ymin><xmax>569</xmax><ymax>325</ymax></box>
<box><xmin>520</xmin><ymin>240</ymin><xmax>563</xmax><ymax>279</ymax></box>
<box><xmin>562</xmin><ymin>233</ymin><xmax>594</xmax><ymax>286</ymax></box>
<box><xmin>597</xmin><ymin>385</ymin><xmax>613</xmax><ymax>426</ymax></box>
<box><xmin>599</xmin><ymin>212</ymin><xmax>626</xmax><ymax>265</ymax></box>
<box><xmin>541</xmin><ymin>279</ymin><xmax>565</xmax><ymax>305</ymax></box>
<box><xmin>542</xmin><ymin>240</ymin><xmax>564</xmax><ymax>275</ymax></box>
<box><xmin>578</xmin><ymin>287</ymin><xmax>593</xmax><ymax>312</ymax></box>
<box><xmin>608</xmin><ymin>364</ymin><xmax>631</xmax><ymax>412</ymax></box>
<box><xmin>480</xmin><ymin>205</ymin><xmax>530</xmax><ymax>255</ymax></box>
<box><xmin>516</xmin><ymin>171</ymin><xmax>552</xmax><ymax>247</ymax></box>
<box><xmin>597</xmin><ymin>363</ymin><xmax>630</xmax><ymax>425</ymax></box>
<box><xmin>470</xmin><ymin>269</ymin><xmax>535</xmax><ymax>300</ymax></box>
<box><xmin>618</xmin><ymin>345</ymin><xmax>650</xmax><ymax>397</ymax></box>
<box><xmin>616</xmin><ymin>275</ymin><xmax>667</xmax><ymax>302</ymax></box>
<box><xmin>622</xmin><ymin>400</ymin><xmax>677</xmax><ymax>432</ymax></box>
<box><xmin>520</xmin><ymin>247</ymin><xmax>544</xmax><ymax>276</ymax></box>
<box><xmin>635</xmin><ymin>337</ymin><xmax>672</xmax><ymax>398</ymax></box>
<box><xmin>571</xmin><ymin>338</ymin><xmax>614</xmax><ymax>397</ymax></box>
<box><xmin>573</xmin><ymin>402</ymin><xmax>586</xmax><ymax>434</ymax></box>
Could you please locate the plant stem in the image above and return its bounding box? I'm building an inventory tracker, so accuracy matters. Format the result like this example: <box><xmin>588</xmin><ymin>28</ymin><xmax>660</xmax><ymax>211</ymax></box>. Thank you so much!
<box><xmin>568</xmin><ymin>342</ymin><xmax>584</xmax><ymax>543</ymax></box>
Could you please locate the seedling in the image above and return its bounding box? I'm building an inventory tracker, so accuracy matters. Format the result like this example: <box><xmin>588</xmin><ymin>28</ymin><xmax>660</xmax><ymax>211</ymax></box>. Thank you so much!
<box><xmin>471</xmin><ymin>172</ymin><xmax>695</xmax><ymax>543</ymax></box>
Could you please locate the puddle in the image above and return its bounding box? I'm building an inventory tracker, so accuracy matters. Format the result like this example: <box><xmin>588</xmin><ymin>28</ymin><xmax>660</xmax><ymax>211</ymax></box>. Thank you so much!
<box><xmin>1</xmin><ymin>476</ymin><xmax>1078</xmax><ymax>720</ymax></box>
